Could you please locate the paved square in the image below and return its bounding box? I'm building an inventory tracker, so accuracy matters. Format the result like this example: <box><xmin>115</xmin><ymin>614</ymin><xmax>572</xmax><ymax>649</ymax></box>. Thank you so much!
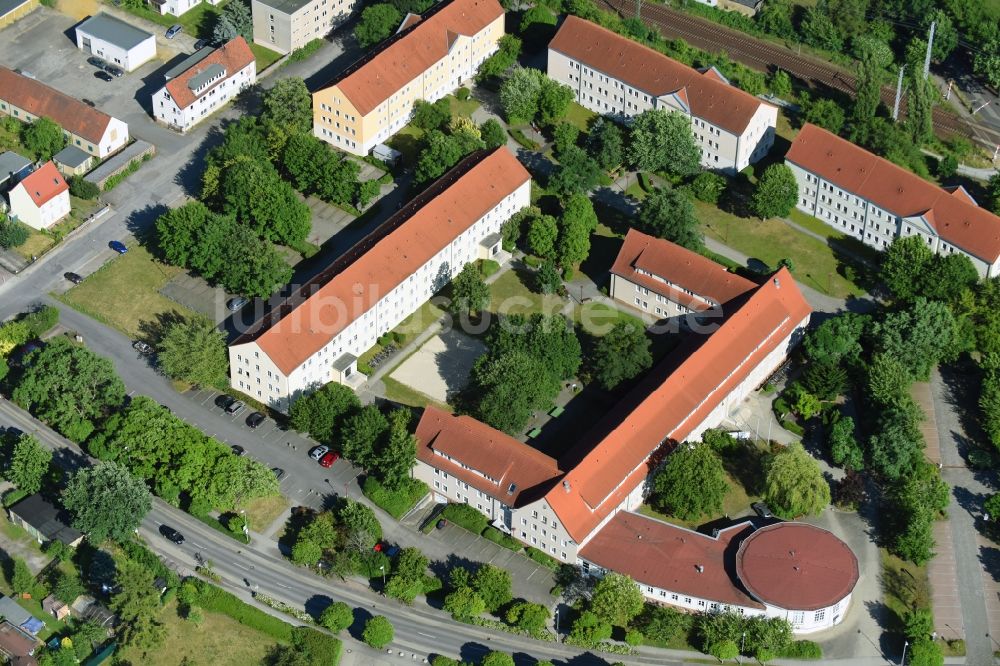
<box><xmin>389</xmin><ymin>330</ymin><xmax>485</xmax><ymax>403</ymax></box>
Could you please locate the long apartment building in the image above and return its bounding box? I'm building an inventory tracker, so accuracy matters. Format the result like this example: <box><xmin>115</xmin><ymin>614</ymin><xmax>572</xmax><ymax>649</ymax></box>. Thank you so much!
<box><xmin>251</xmin><ymin>0</ymin><xmax>355</xmax><ymax>55</ymax></box>
<box><xmin>787</xmin><ymin>123</ymin><xmax>1000</xmax><ymax>277</ymax></box>
<box><xmin>153</xmin><ymin>37</ymin><xmax>257</xmax><ymax>132</ymax></box>
<box><xmin>547</xmin><ymin>16</ymin><xmax>776</xmax><ymax>174</ymax></box>
<box><xmin>413</xmin><ymin>250</ymin><xmax>843</xmax><ymax>629</ymax></box>
<box><xmin>311</xmin><ymin>0</ymin><xmax>504</xmax><ymax>156</ymax></box>
<box><xmin>0</xmin><ymin>67</ymin><xmax>129</xmax><ymax>159</ymax></box>
<box><xmin>610</xmin><ymin>227</ymin><xmax>755</xmax><ymax>322</ymax></box>
<box><xmin>228</xmin><ymin>147</ymin><xmax>530</xmax><ymax>410</ymax></box>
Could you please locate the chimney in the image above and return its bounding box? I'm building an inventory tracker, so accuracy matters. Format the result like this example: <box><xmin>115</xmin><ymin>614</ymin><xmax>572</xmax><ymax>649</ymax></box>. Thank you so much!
<box><xmin>695</xmin><ymin>565</ymin><xmax>704</xmax><ymax>573</ymax></box>
<box><xmin>562</xmin><ymin>480</ymin><xmax>571</xmax><ymax>493</ymax></box>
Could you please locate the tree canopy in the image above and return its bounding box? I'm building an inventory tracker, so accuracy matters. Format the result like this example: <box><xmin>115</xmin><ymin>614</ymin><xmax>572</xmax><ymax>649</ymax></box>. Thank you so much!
<box><xmin>213</xmin><ymin>0</ymin><xmax>252</xmax><ymax>42</ymax></box>
<box><xmin>750</xmin><ymin>164</ymin><xmax>798</xmax><ymax>219</ymax></box>
<box><xmin>652</xmin><ymin>443</ymin><xmax>728</xmax><ymax>520</ymax></box>
<box><xmin>354</xmin><ymin>4</ymin><xmax>403</xmax><ymax>48</ymax></box>
<box><xmin>590</xmin><ymin>572</ymin><xmax>644</xmax><ymax>628</ymax></box>
<box><xmin>157</xmin><ymin>315</ymin><xmax>229</xmax><ymax>389</ymax></box>
<box><xmin>63</xmin><ymin>462</ymin><xmax>152</xmax><ymax>543</ymax></box>
<box><xmin>590</xmin><ymin>322</ymin><xmax>652</xmax><ymax>390</ymax></box>
<box><xmin>21</xmin><ymin>117</ymin><xmax>65</xmax><ymax>162</ymax></box>
<box><xmin>8</xmin><ymin>434</ymin><xmax>51</xmax><ymax>495</ymax></box>
<box><xmin>289</xmin><ymin>383</ymin><xmax>361</xmax><ymax>444</ymax></box>
<box><xmin>450</xmin><ymin>263</ymin><xmax>491</xmax><ymax>318</ymax></box>
<box><xmin>638</xmin><ymin>186</ymin><xmax>702</xmax><ymax>250</ymax></box>
<box><xmin>627</xmin><ymin>109</ymin><xmax>701</xmax><ymax>177</ymax></box>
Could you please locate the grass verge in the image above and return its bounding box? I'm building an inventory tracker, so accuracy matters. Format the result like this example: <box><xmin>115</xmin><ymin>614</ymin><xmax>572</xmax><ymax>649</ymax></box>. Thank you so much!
<box><xmin>244</xmin><ymin>495</ymin><xmax>290</xmax><ymax>534</ymax></box>
<box><xmin>251</xmin><ymin>43</ymin><xmax>284</xmax><ymax>71</ymax></box>
<box><xmin>56</xmin><ymin>244</ymin><xmax>196</xmax><ymax>338</ymax></box>
<box><xmin>382</xmin><ymin>376</ymin><xmax>451</xmax><ymax>411</ymax></box>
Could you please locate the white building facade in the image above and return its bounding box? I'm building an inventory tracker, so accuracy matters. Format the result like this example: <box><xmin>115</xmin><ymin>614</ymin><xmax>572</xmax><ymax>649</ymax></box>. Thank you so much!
<box><xmin>8</xmin><ymin>162</ymin><xmax>70</xmax><ymax>230</ymax></box>
<box><xmin>547</xmin><ymin>16</ymin><xmax>776</xmax><ymax>174</ymax></box>
<box><xmin>787</xmin><ymin>123</ymin><xmax>1000</xmax><ymax>277</ymax></box>
<box><xmin>228</xmin><ymin>149</ymin><xmax>530</xmax><ymax>410</ymax></box>
<box><xmin>75</xmin><ymin>14</ymin><xmax>157</xmax><ymax>73</ymax></box>
<box><xmin>152</xmin><ymin>38</ymin><xmax>256</xmax><ymax>132</ymax></box>
<box><xmin>149</xmin><ymin>0</ymin><xmax>223</xmax><ymax>16</ymax></box>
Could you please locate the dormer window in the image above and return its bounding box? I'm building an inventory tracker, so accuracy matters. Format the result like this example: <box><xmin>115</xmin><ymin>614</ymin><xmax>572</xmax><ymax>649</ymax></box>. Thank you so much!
<box><xmin>189</xmin><ymin>64</ymin><xmax>227</xmax><ymax>96</ymax></box>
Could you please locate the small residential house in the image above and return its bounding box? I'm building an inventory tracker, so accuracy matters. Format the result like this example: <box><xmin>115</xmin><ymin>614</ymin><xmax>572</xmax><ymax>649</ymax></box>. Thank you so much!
<box><xmin>75</xmin><ymin>13</ymin><xmax>157</xmax><ymax>73</ymax></box>
<box><xmin>0</xmin><ymin>67</ymin><xmax>130</xmax><ymax>159</ymax></box>
<box><xmin>251</xmin><ymin>0</ymin><xmax>355</xmax><ymax>55</ymax></box>
<box><xmin>7</xmin><ymin>162</ymin><xmax>70</xmax><ymax>230</ymax></box>
<box><xmin>0</xmin><ymin>620</ymin><xmax>38</xmax><ymax>666</ymax></box>
<box><xmin>0</xmin><ymin>151</ymin><xmax>32</xmax><ymax>195</ymax></box>
<box><xmin>152</xmin><ymin>36</ymin><xmax>256</xmax><ymax>132</ymax></box>
<box><xmin>7</xmin><ymin>493</ymin><xmax>84</xmax><ymax>547</ymax></box>
<box><xmin>148</xmin><ymin>0</ymin><xmax>222</xmax><ymax>16</ymax></box>
<box><xmin>52</xmin><ymin>145</ymin><xmax>94</xmax><ymax>177</ymax></box>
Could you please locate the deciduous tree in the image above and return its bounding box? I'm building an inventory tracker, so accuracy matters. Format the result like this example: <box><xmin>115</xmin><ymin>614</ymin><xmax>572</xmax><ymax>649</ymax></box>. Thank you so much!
<box><xmin>8</xmin><ymin>433</ymin><xmax>51</xmax><ymax>495</ymax></box>
<box><xmin>21</xmin><ymin>117</ymin><xmax>65</xmax><ymax>161</ymax></box>
<box><xmin>363</xmin><ymin>615</ymin><xmax>394</xmax><ymax>649</ymax></box>
<box><xmin>627</xmin><ymin>109</ymin><xmax>700</xmax><ymax>177</ymax></box>
<box><xmin>527</xmin><ymin>214</ymin><xmax>559</xmax><ymax>259</ymax></box>
<box><xmin>590</xmin><ymin>322</ymin><xmax>651</xmax><ymax>390</ymax></box>
<box><xmin>319</xmin><ymin>602</ymin><xmax>354</xmax><ymax>632</ymax></box>
<box><xmin>638</xmin><ymin>186</ymin><xmax>701</xmax><ymax>250</ymax></box>
<box><xmin>445</xmin><ymin>586</ymin><xmax>486</xmax><ymax>619</ymax></box>
<box><xmin>586</xmin><ymin>118</ymin><xmax>624</xmax><ymax>171</ymax></box>
<box><xmin>157</xmin><ymin>316</ymin><xmax>229</xmax><ymax>388</ymax></box>
<box><xmin>480</xmin><ymin>119</ymin><xmax>507</xmax><ymax>150</ymax></box>
<box><xmin>750</xmin><ymin>164</ymin><xmax>798</xmax><ymax>219</ymax></box>
<box><xmin>340</xmin><ymin>405</ymin><xmax>389</xmax><ymax>469</ymax></box>
<box><xmin>261</xmin><ymin>78</ymin><xmax>313</xmax><ymax>136</ymax></box>
<box><xmin>499</xmin><ymin>67</ymin><xmax>544</xmax><ymax>124</ymax></box>
<box><xmin>289</xmin><ymin>383</ymin><xmax>360</xmax><ymax>444</ymax></box>
<box><xmin>63</xmin><ymin>462</ymin><xmax>152</xmax><ymax>543</ymax></box>
<box><xmin>828</xmin><ymin>415</ymin><xmax>863</xmax><ymax>471</ymax></box>
<box><xmin>803</xmin><ymin>97</ymin><xmax>846</xmax><ymax>134</ymax></box>
<box><xmin>652</xmin><ymin>443</ymin><xmax>728</xmax><ymax>520</ymax></box>
<box><xmin>548</xmin><ymin>145</ymin><xmax>601</xmax><ymax>196</ymax></box>
<box><xmin>354</xmin><ymin>4</ymin><xmax>402</xmax><ymax>48</ymax></box>
<box><xmin>471</xmin><ymin>564</ymin><xmax>512</xmax><ymax>613</ymax></box>
<box><xmin>764</xmin><ymin>443</ymin><xmax>830</xmax><ymax>518</ymax></box>
<box><xmin>590</xmin><ymin>572</ymin><xmax>643</xmax><ymax>628</ymax></box>
<box><xmin>506</xmin><ymin>602</ymin><xmax>549</xmax><ymax>633</ymax></box>
<box><xmin>450</xmin><ymin>262</ymin><xmax>490</xmax><ymax>318</ymax></box>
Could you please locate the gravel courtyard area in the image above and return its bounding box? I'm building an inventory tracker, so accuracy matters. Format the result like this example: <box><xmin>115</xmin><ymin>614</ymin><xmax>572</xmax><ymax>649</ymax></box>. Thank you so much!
<box><xmin>389</xmin><ymin>330</ymin><xmax>486</xmax><ymax>403</ymax></box>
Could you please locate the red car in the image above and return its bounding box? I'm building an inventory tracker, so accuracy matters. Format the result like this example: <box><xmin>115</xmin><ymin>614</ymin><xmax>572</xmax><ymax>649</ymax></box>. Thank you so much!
<box><xmin>319</xmin><ymin>451</ymin><xmax>339</xmax><ymax>468</ymax></box>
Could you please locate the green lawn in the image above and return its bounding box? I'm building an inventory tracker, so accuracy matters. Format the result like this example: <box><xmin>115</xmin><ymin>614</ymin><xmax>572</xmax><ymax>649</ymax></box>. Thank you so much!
<box><xmin>563</xmin><ymin>102</ymin><xmax>597</xmax><ymax>133</ymax></box>
<box><xmin>118</xmin><ymin>600</ymin><xmax>282</xmax><ymax>666</ymax></box>
<box><xmin>0</xmin><ymin>118</ymin><xmax>28</xmax><ymax>156</ymax></box>
<box><xmin>388</xmin><ymin>124</ymin><xmax>425</xmax><ymax>167</ymax></box>
<box><xmin>15</xmin><ymin>196</ymin><xmax>102</xmax><ymax>260</ymax></box>
<box><xmin>696</xmin><ymin>201</ymin><xmax>865</xmax><ymax>299</ymax></box>
<box><xmin>574</xmin><ymin>301</ymin><xmax>643</xmax><ymax>337</ymax></box>
<box><xmin>487</xmin><ymin>268</ymin><xmax>566</xmax><ymax>318</ymax></box>
<box><xmin>57</xmin><ymin>244</ymin><xmax>196</xmax><ymax>338</ymax></box>
<box><xmin>881</xmin><ymin>548</ymin><xmax>929</xmax><ymax>629</ymax></box>
<box><xmin>108</xmin><ymin>0</ymin><xmax>226</xmax><ymax>38</ymax></box>
<box><xmin>250</xmin><ymin>43</ymin><xmax>284</xmax><ymax>71</ymax></box>
<box><xmin>243</xmin><ymin>494</ymin><xmax>289</xmax><ymax>534</ymax></box>
<box><xmin>786</xmin><ymin>208</ymin><xmax>880</xmax><ymax>263</ymax></box>
<box><xmin>447</xmin><ymin>94</ymin><xmax>481</xmax><ymax>119</ymax></box>
<box><xmin>393</xmin><ymin>298</ymin><xmax>446</xmax><ymax>344</ymax></box>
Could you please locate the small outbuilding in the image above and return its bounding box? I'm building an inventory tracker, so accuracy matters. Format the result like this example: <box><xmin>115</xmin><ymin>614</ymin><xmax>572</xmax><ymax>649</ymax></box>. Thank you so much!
<box><xmin>52</xmin><ymin>145</ymin><xmax>94</xmax><ymax>177</ymax></box>
<box><xmin>0</xmin><ymin>150</ymin><xmax>32</xmax><ymax>194</ymax></box>
<box><xmin>7</xmin><ymin>493</ymin><xmax>84</xmax><ymax>547</ymax></box>
<box><xmin>41</xmin><ymin>596</ymin><xmax>70</xmax><ymax>622</ymax></box>
<box><xmin>372</xmin><ymin>144</ymin><xmax>401</xmax><ymax>166</ymax></box>
<box><xmin>75</xmin><ymin>13</ymin><xmax>156</xmax><ymax>73</ymax></box>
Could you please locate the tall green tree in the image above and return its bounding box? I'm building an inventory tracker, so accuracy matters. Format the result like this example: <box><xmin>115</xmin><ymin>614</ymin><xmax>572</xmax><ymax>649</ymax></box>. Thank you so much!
<box><xmin>373</xmin><ymin>409</ymin><xmax>417</xmax><ymax>488</ymax></box>
<box><xmin>63</xmin><ymin>462</ymin><xmax>152</xmax><ymax>543</ymax></box>
<box><xmin>470</xmin><ymin>564</ymin><xmax>512</xmax><ymax>613</ymax></box>
<box><xmin>527</xmin><ymin>214</ymin><xmax>559</xmax><ymax>259</ymax></box>
<box><xmin>468</xmin><ymin>350</ymin><xmax>560</xmax><ymax>434</ymax></box>
<box><xmin>450</xmin><ymin>263</ymin><xmax>490</xmax><ymax>318</ymax></box>
<box><xmin>8</xmin><ymin>434</ymin><xmax>51</xmax><ymax>495</ymax></box>
<box><xmin>872</xmin><ymin>297</ymin><xmax>963</xmax><ymax>380</ymax></box>
<box><xmin>111</xmin><ymin>558</ymin><xmax>165</xmax><ymax>650</ymax></box>
<box><xmin>850</xmin><ymin>37</ymin><xmax>893</xmax><ymax>143</ymax></box>
<box><xmin>828</xmin><ymin>415</ymin><xmax>863</xmax><ymax>471</ymax></box>
<box><xmin>627</xmin><ymin>109</ymin><xmax>701</xmax><ymax>177</ymax></box>
<box><xmin>363</xmin><ymin>615</ymin><xmax>394</xmax><ymax>649</ymax></box>
<box><xmin>904</xmin><ymin>49</ymin><xmax>935</xmax><ymax>144</ymax></box>
<box><xmin>21</xmin><ymin>117</ymin><xmax>65</xmax><ymax>161</ymax></box>
<box><xmin>340</xmin><ymin>405</ymin><xmax>389</xmax><ymax>469</ymax></box>
<box><xmin>652</xmin><ymin>443</ymin><xmax>728</xmax><ymax>520</ymax></box>
<box><xmin>538</xmin><ymin>79</ymin><xmax>574</xmax><ymax>126</ymax></box>
<box><xmin>750</xmin><ymin>164</ymin><xmax>798</xmax><ymax>219</ymax></box>
<box><xmin>219</xmin><ymin>158</ymin><xmax>311</xmax><ymax>246</ymax></box>
<box><xmin>590</xmin><ymin>572</ymin><xmax>644</xmax><ymax>628</ymax></box>
<box><xmin>319</xmin><ymin>602</ymin><xmax>354</xmax><ymax>632</ymax></box>
<box><xmin>480</xmin><ymin>119</ymin><xmax>507</xmax><ymax>150</ymax></box>
<box><xmin>590</xmin><ymin>322</ymin><xmax>652</xmax><ymax>390</ymax></box>
<box><xmin>638</xmin><ymin>186</ymin><xmax>701</xmax><ymax>250</ymax></box>
<box><xmin>802</xmin><ymin>312</ymin><xmax>868</xmax><ymax>367</ymax></box>
<box><xmin>586</xmin><ymin>118</ymin><xmax>625</xmax><ymax>171</ymax></box>
<box><xmin>764</xmin><ymin>443</ymin><xmax>830</xmax><ymax>518</ymax></box>
<box><xmin>804</xmin><ymin>97</ymin><xmax>846</xmax><ymax>134</ymax></box>
<box><xmin>867</xmin><ymin>401</ymin><xmax>924</xmax><ymax>481</ymax></box>
<box><xmin>157</xmin><ymin>316</ymin><xmax>229</xmax><ymax>388</ymax></box>
<box><xmin>354</xmin><ymin>4</ymin><xmax>402</xmax><ymax>48</ymax></box>
<box><xmin>499</xmin><ymin>67</ymin><xmax>544</xmax><ymax>124</ymax></box>
<box><xmin>289</xmin><ymin>383</ymin><xmax>360</xmax><ymax>444</ymax></box>
<box><xmin>262</xmin><ymin>78</ymin><xmax>313</xmax><ymax>136</ymax></box>
<box><xmin>548</xmin><ymin>145</ymin><xmax>602</xmax><ymax>196</ymax></box>
<box><xmin>213</xmin><ymin>0</ymin><xmax>252</xmax><ymax>42</ymax></box>
<box><xmin>12</xmin><ymin>338</ymin><xmax>125</xmax><ymax>442</ymax></box>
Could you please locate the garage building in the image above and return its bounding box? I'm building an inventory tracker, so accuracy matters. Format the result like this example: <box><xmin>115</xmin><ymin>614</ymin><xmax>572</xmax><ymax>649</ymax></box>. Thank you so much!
<box><xmin>75</xmin><ymin>13</ymin><xmax>157</xmax><ymax>73</ymax></box>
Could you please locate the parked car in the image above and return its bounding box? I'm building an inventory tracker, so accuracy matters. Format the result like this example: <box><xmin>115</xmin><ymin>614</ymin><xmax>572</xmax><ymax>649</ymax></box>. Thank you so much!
<box><xmin>64</xmin><ymin>272</ymin><xmax>83</xmax><ymax>284</ymax></box>
<box><xmin>246</xmin><ymin>411</ymin><xmax>266</xmax><ymax>429</ymax></box>
<box><xmin>436</xmin><ymin>519</ymin><xmax>447</xmax><ymax>530</ymax></box>
<box><xmin>103</xmin><ymin>64</ymin><xmax>123</xmax><ymax>78</ymax></box>
<box><xmin>93</xmin><ymin>71</ymin><xmax>113</xmax><ymax>82</ymax></box>
<box><xmin>227</xmin><ymin>297</ymin><xmax>249</xmax><ymax>311</ymax></box>
<box><xmin>165</xmin><ymin>24</ymin><xmax>182</xmax><ymax>39</ymax></box>
<box><xmin>319</xmin><ymin>451</ymin><xmax>339</xmax><ymax>468</ymax></box>
<box><xmin>271</xmin><ymin>467</ymin><xmax>285</xmax><ymax>481</ymax></box>
<box><xmin>751</xmin><ymin>502</ymin><xmax>774</xmax><ymax>519</ymax></box>
<box><xmin>215</xmin><ymin>394</ymin><xmax>236</xmax><ymax>410</ymax></box>
<box><xmin>108</xmin><ymin>240</ymin><xmax>127</xmax><ymax>254</ymax></box>
<box><xmin>159</xmin><ymin>525</ymin><xmax>184</xmax><ymax>545</ymax></box>
<box><xmin>225</xmin><ymin>400</ymin><xmax>246</xmax><ymax>415</ymax></box>
<box><xmin>86</xmin><ymin>56</ymin><xmax>105</xmax><ymax>68</ymax></box>
<box><xmin>231</xmin><ymin>445</ymin><xmax>246</xmax><ymax>456</ymax></box>
<box><xmin>309</xmin><ymin>445</ymin><xmax>329</xmax><ymax>461</ymax></box>
<box><xmin>194</xmin><ymin>38</ymin><xmax>209</xmax><ymax>50</ymax></box>
<box><xmin>81</xmin><ymin>99</ymin><xmax>96</xmax><ymax>107</ymax></box>
<box><xmin>132</xmin><ymin>340</ymin><xmax>153</xmax><ymax>355</ymax></box>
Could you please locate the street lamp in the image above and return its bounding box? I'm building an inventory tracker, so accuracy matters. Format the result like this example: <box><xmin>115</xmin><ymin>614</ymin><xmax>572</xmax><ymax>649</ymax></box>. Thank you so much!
<box><xmin>241</xmin><ymin>509</ymin><xmax>249</xmax><ymax>544</ymax></box>
<box><xmin>738</xmin><ymin>631</ymin><xmax>746</xmax><ymax>664</ymax></box>
<box><xmin>379</xmin><ymin>565</ymin><xmax>386</xmax><ymax>588</ymax></box>
<box><xmin>900</xmin><ymin>639</ymin><xmax>909</xmax><ymax>666</ymax></box>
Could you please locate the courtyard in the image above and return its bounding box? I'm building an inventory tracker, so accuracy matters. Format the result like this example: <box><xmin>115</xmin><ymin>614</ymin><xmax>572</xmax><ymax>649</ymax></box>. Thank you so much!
<box><xmin>389</xmin><ymin>329</ymin><xmax>486</xmax><ymax>404</ymax></box>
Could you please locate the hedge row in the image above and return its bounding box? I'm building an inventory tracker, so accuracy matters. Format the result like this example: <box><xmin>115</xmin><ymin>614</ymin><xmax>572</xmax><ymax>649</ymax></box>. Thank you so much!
<box><xmin>362</xmin><ymin>476</ymin><xmax>428</xmax><ymax>520</ymax></box>
<box><xmin>190</xmin><ymin>579</ymin><xmax>294</xmax><ymax>642</ymax></box>
<box><xmin>441</xmin><ymin>503</ymin><xmax>488</xmax><ymax>534</ymax></box>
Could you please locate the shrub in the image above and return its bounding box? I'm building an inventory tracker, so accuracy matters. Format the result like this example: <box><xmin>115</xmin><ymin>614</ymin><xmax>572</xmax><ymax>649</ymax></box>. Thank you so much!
<box><xmin>363</xmin><ymin>615</ymin><xmax>394</xmax><ymax>649</ymax></box>
<box><xmin>119</xmin><ymin>540</ymin><xmax>178</xmax><ymax>588</ymax></box>
<box><xmin>687</xmin><ymin>172</ymin><xmax>727</xmax><ymax>204</ymax></box>
<box><xmin>2</xmin><ymin>488</ymin><xmax>28</xmax><ymax>508</ymax></box>
<box><xmin>441</xmin><ymin>503</ymin><xmax>488</xmax><ymax>534</ymax></box>
<box><xmin>524</xmin><ymin>547</ymin><xmax>560</xmax><ymax>569</ymax></box>
<box><xmin>781</xmin><ymin>420</ymin><xmax>805</xmax><ymax>436</ymax></box>
<box><xmin>0</xmin><ymin>217</ymin><xmax>29</xmax><ymax>249</ymax></box>
<box><xmin>288</xmin><ymin>38</ymin><xmax>324</xmax><ymax>62</ymax></box>
<box><xmin>362</xmin><ymin>476</ymin><xmax>428</xmax><ymax>520</ymax></box>
<box><xmin>20</xmin><ymin>306</ymin><xmax>59</xmax><ymax>338</ymax></box>
<box><xmin>456</xmin><ymin>87</ymin><xmax>471</xmax><ymax>101</ymax></box>
<box><xmin>189</xmin><ymin>579</ymin><xmax>294</xmax><ymax>641</ymax></box>
<box><xmin>482</xmin><ymin>526</ymin><xmax>521</xmax><ymax>551</ymax></box>
<box><xmin>481</xmin><ymin>259</ymin><xmax>500</xmax><ymax>278</ymax></box>
<box><xmin>67</xmin><ymin>176</ymin><xmax>100</xmax><ymax>200</ymax></box>
<box><xmin>624</xmin><ymin>629</ymin><xmax>644</xmax><ymax>646</ymax></box>
<box><xmin>778</xmin><ymin>640</ymin><xmax>822</xmax><ymax>659</ymax></box>
<box><xmin>508</xmin><ymin>129</ymin><xmax>539</xmax><ymax>150</ymax></box>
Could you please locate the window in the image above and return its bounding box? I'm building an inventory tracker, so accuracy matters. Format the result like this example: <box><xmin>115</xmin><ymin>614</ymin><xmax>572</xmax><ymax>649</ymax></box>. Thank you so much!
<box><xmin>683</xmin><ymin>597</ymin><xmax>691</xmax><ymax>604</ymax></box>
<box><xmin>792</xmin><ymin>611</ymin><xmax>804</xmax><ymax>624</ymax></box>
<box><xmin>671</xmin><ymin>594</ymin><xmax>678</xmax><ymax>601</ymax></box>
<box><xmin>814</xmin><ymin>610</ymin><xmax>825</xmax><ymax>622</ymax></box>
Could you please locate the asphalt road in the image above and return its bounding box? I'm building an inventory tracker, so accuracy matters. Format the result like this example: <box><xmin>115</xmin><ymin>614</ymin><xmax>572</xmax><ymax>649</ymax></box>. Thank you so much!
<box><xmin>0</xmin><ymin>398</ymin><xmax>687</xmax><ymax>666</ymax></box>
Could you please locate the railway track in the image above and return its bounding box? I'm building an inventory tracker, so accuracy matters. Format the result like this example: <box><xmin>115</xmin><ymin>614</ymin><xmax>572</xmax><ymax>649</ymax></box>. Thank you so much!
<box><xmin>598</xmin><ymin>0</ymin><xmax>1000</xmax><ymax>149</ymax></box>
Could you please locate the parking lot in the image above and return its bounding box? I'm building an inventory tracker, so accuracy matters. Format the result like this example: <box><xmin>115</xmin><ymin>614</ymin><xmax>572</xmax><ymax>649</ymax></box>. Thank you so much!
<box><xmin>0</xmin><ymin>6</ymin><xmax>199</xmax><ymax>152</ymax></box>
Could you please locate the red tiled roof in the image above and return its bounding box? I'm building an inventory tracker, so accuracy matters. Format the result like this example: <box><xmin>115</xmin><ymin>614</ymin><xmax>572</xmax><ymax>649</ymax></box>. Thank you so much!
<box><xmin>736</xmin><ymin>523</ymin><xmax>859</xmax><ymax>611</ymax></box>
<box><xmin>165</xmin><ymin>37</ymin><xmax>254</xmax><ymax>111</ymax></box>
<box><xmin>547</xmin><ymin>268</ymin><xmax>811</xmax><ymax>543</ymax></box>
<box><xmin>15</xmin><ymin>162</ymin><xmax>67</xmax><ymax>208</ymax></box>
<box><xmin>326</xmin><ymin>0</ymin><xmax>504</xmax><ymax>116</ymax></box>
<box><xmin>415</xmin><ymin>406</ymin><xmax>562</xmax><ymax>506</ymax></box>
<box><xmin>548</xmin><ymin>16</ymin><xmax>772</xmax><ymax>135</ymax></box>
<box><xmin>252</xmin><ymin>148</ymin><xmax>530</xmax><ymax>374</ymax></box>
<box><xmin>786</xmin><ymin>123</ymin><xmax>1000</xmax><ymax>263</ymax></box>
<box><xmin>611</xmin><ymin>228</ymin><xmax>755</xmax><ymax>310</ymax></box>
<box><xmin>0</xmin><ymin>66</ymin><xmax>113</xmax><ymax>145</ymax></box>
<box><xmin>945</xmin><ymin>184</ymin><xmax>977</xmax><ymax>206</ymax></box>
<box><xmin>579</xmin><ymin>512</ymin><xmax>765</xmax><ymax>609</ymax></box>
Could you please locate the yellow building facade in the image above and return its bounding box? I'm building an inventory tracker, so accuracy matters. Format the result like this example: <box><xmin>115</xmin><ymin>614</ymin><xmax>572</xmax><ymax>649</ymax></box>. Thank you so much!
<box><xmin>312</xmin><ymin>0</ymin><xmax>504</xmax><ymax>156</ymax></box>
